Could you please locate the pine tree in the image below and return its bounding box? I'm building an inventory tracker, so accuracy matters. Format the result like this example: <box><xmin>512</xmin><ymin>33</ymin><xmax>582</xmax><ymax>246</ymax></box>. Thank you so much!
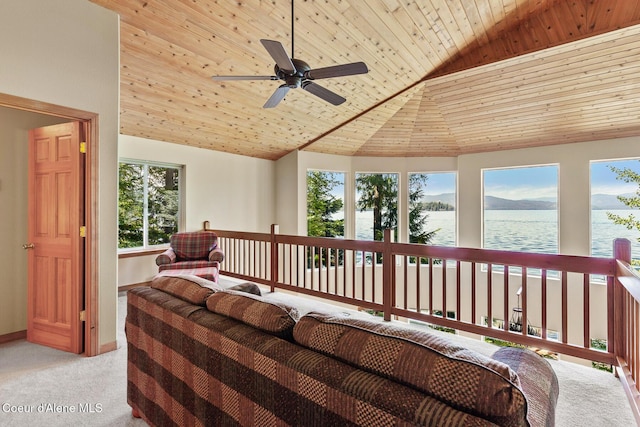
<box><xmin>306</xmin><ymin>171</ymin><xmax>344</xmax><ymax>238</ymax></box>
<box><xmin>607</xmin><ymin>161</ymin><xmax>640</xmax><ymax>262</ymax></box>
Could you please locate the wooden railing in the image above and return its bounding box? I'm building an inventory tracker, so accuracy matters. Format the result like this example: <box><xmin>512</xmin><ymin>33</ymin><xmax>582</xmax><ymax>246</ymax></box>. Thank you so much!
<box><xmin>211</xmin><ymin>224</ymin><xmax>639</xmax><ymax>422</ymax></box>
<box><xmin>614</xmin><ymin>239</ymin><xmax>640</xmax><ymax>424</ymax></box>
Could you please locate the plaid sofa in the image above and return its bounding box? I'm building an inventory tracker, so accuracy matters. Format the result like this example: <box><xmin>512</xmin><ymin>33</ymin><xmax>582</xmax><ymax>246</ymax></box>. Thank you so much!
<box><xmin>155</xmin><ymin>230</ymin><xmax>224</xmax><ymax>273</ymax></box>
<box><xmin>127</xmin><ymin>280</ymin><xmax>559</xmax><ymax>427</ymax></box>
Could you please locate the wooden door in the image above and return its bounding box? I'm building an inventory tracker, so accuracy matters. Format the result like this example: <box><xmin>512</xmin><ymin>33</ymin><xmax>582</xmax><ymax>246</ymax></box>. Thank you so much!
<box><xmin>26</xmin><ymin>122</ymin><xmax>84</xmax><ymax>354</ymax></box>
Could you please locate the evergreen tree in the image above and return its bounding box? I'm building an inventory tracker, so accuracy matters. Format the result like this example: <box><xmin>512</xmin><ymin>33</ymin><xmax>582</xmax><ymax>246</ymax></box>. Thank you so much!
<box><xmin>118</xmin><ymin>163</ymin><xmax>144</xmax><ymax>248</ymax></box>
<box><xmin>356</xmin><ymin>173</ymin><xmax>397</xmax><ymax>241</ymax></box>
<box><xmin>408</xmin><ymin>174</ymin><xmax>439</xmax><ymax>244</ymax></box>
<box><xmin>607</xmin><ymin>161</ymin><xmax>640</xmax><ymax>262</ymax></box>
<box><xmin>306</xmin><ymin>171</ymin><xmax>344</xmax><ymax>237</ymax></box>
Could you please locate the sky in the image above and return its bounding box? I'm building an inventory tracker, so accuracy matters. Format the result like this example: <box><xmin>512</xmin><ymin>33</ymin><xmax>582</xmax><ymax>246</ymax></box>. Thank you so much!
<box><xmin>483</xmin><ymin>165</ymin><xmax>558</xmax><ymax>200</ymax></box>
<box><xmin>590</xmin><ymin>159</ymin><xmax>640</xmax><ymax>195</ymax></box>
<box><xmin>483</xmin><ymin>159</ymin><xmax>640</xmax><ymax>200</ymax></box>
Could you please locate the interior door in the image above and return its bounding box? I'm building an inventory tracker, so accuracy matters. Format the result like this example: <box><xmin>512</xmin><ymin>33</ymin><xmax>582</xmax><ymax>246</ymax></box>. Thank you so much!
<box><xmin>26</xmin><ymin>121</ymin><xmax>84</xmax><ymax>354</ymax></box>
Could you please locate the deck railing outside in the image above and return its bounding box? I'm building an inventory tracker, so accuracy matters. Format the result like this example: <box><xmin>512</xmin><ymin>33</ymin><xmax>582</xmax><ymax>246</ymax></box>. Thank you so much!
<box><xmin>211</xmin><ymin>224</ymin><xmax>639</xmax><ymax>422</ymax></box>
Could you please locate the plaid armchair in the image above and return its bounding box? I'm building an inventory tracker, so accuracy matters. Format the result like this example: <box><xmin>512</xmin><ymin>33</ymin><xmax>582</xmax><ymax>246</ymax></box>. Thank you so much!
<box><xmin>155</xmin><ymin>231</ymin><xmax>225</xmax><ymax>272</ymax></box>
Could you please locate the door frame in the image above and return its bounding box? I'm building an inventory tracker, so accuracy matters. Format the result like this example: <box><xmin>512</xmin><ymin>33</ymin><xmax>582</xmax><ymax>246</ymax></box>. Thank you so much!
<box><xmin>1</xmin><ymin>92</ymin><xmax>99</xmax><ymax>356</ymax></box>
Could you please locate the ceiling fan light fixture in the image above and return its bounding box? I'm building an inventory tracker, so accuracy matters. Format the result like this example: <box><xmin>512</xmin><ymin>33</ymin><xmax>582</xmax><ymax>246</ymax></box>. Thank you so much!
<box><xmin>211</xmin><ymin>0</ymin><xmax>368</xmax><ymax>108</ymax></box>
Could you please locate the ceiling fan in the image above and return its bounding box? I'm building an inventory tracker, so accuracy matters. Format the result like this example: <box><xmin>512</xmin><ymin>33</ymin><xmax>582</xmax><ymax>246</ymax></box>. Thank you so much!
<box><xmin>211</xmin><ymin>0</ymin><xmax>368</xmax><ymax>108</ymax></box>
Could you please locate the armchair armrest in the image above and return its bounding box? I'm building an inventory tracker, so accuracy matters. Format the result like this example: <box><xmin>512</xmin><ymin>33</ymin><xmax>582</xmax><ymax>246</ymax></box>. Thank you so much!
<box><xmin>209</xmin><ymin>247</ymin><xmax>225</xmax><ymax>263</ymax></box>
<box><xmin>155</xmin><ymin>248</ymin><xmax>177</xmax><ymax>266</ymax></box>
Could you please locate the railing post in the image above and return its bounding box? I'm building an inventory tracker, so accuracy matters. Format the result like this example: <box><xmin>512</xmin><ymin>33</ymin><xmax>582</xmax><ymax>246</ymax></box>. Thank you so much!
<box><xmin>270</xmin><ymin>224</ymin><xmax>279</xmax><ymax>293</ymax></box>
<box><xmin>613</xmin><ymin>238</ymin><xmax>631</xmax><ymax>360</ymax></box>
<box><xmin>383</xmin><ymin>228</ymin><xmax>393</xmax><ymax>321</ymax></box>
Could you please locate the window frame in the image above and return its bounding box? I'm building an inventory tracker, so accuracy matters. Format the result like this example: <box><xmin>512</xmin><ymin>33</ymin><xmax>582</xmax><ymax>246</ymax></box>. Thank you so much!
<box><xmin>407</xmin><ymin>171</ymin><xmax>457</xmax><ymax>247</ymax></box>
<box><xmin>481</xmin><ymin>164</ymin><xmax>559</xmax><ymax>254</ymax></box>
<box><xmin>117</xmin><ymin>159</ymin><xmax>185</xmax><ymax>253</ymax></box>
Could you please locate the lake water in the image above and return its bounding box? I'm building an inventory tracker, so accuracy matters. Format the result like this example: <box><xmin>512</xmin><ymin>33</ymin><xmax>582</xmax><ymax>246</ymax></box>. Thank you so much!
<box><xmin>355</xmin><ymin>209</ymin><xmax>639</xmax><ymax>258</ymax></box>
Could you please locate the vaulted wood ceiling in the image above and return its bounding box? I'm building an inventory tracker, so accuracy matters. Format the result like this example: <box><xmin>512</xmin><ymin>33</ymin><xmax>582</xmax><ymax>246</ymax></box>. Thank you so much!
<box><xmin>89</xmin><ymin>0</ymin><xmax>640</xmax><ymax>160</ymax></box>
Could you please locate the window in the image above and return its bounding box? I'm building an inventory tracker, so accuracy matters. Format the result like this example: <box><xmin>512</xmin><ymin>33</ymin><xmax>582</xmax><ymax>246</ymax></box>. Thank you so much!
<box><xmin>408</xmin><ymin>172</ymin><xmax>456</xmax><ymax>246</ymax></box>
<box><xmin>118</xmin><ymin>160</ymin><xmax>183</xmax><ymax>250</ymax></box>
<box><xmin>590</xmin><ymin>159</ymin><xmax>640</xmax><ymax>260</ymax></box>
<box><xmin>306</xmin><ymin>170</ymin><xmax>345</xmax><ymax>238</ymax></box>
<box><xmin>355</xmin><ymin>173</ymin><xmax>398</xmax><ymax>241</ymax></box>
<box><xmin>483</xmin><ymin>165</ymin><xmax>558</xmax><ymax>254</ymax></box>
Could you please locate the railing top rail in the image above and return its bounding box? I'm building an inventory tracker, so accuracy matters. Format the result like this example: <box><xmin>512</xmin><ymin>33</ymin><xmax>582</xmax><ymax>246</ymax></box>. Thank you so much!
<box><xmin>616</xmin><ymin>259</ymin><xmax>640</xmax><ymax>302</ymax></box>
<box><xmin>210</xmin><ymin>229</ymin><xmax>272</xmax><ymax>242</ymax></box>
<box><xmin>275</xmin><ymin>234</ymin><xmax>385</xmax><ymax>252</ymax></box>
<box><xmin>391</xmin><ymin>242</ymin><xmax>616</xmax><ymax>276</ymax></box>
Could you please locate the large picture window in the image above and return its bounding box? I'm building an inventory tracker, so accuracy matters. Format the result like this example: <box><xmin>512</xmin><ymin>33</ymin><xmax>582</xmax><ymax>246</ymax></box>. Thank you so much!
<box><xmin>306</xmin><ymin>170</ymin><xmax>345</xmax><ymax>238</ymax></box>
<box><xmin>409</xmin><ymin>172</ymin><xmax>456</xmax><ymax>246</ymax></box>
<box><xmin>590</xmin><ymin>158</ymin><xmax>640</xmax><ymax>261</ymax></box>
<box><xmin>118</xmin><ymin>160</ymin><xmax>183</xmax><ymax>250</ymax></box>
<box><xmin>483</xmin><ymin>165</ymin><xmax>558</xmax><ymax>254</ymax></box>
<box><xmin>355</xmin><ymin>173</ymin><xmax>398</xmax><ymax>241</ymax></box>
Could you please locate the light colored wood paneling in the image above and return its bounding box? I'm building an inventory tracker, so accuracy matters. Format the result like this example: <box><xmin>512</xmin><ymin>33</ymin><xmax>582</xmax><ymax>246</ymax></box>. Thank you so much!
<box><xmin>89</xmin><ymin>0</ymin><xmax>640</xmax><ymax>159</ymax></box>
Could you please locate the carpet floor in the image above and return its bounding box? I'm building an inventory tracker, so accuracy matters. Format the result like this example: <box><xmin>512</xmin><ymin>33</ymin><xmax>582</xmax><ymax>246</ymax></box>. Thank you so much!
<box><xmin>0</xmin><ymin>289</ymin><xmax>635</xmax><ymax>426</ymax></box>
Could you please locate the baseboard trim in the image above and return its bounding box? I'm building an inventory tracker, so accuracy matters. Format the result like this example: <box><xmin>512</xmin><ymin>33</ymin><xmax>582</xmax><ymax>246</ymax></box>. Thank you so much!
<box><xmin>99</xmin><ymin>340</ymin><xmax>117</xmax><ymax>354</ymax></box>
<box><xmin>0</xmin><ymin>330</ymin><xmax>27</xmax><ymax>344</ymax></box>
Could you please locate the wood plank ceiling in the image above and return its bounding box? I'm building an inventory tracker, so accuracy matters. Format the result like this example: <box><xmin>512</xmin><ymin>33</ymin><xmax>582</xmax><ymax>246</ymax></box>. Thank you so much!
<box><xmin>89</xmin><ymin>0</ymin><xmax>640</xmax><ymax>160</ymax></box>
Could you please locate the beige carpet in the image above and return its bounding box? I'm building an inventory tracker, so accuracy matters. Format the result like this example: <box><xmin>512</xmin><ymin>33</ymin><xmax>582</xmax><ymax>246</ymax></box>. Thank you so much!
<box><xmin>0</xmin><ymin>289</ymin><xmax>636</xmax><ymax>426</ymax></box>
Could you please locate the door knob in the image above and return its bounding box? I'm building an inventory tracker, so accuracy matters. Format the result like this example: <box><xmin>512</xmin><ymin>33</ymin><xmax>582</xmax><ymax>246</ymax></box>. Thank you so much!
<box><xmin>22</xmin><ymin>243</ymin><xmax>35</xmax><ymax>250</ymax></box>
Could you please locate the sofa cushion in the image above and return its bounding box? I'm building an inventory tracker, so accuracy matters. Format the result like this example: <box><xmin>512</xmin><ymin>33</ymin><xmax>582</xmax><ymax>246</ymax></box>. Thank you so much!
<box><xmin>493</xmin><ymin>347</ymin><xmax>559</xmax><ymax>427</ymax></box>
<box><xmin>294</xmin><ymin>312</ymin><xmax>527</xmax><ymax>427</ymax></box>
<box><xmin>206</xmin><ymin>290</ymin><xmax>299</xmax><ymax>339</ymax></box>
<box><xmin>150</xmin><ymin>275</ymin><xmax>221</xmax><ymax>306</ymax></box>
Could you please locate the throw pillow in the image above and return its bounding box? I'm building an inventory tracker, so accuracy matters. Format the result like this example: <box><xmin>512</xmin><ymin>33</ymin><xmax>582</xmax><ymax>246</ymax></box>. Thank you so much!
<box><xmin>206</xmin><ymin>290</ymin><xmax>299</xmax><ymax>339</ymax></box>
<box><xmin>227</xmin><ymin>282</ymin><xmax>262</xmax><ymax>296</ymax></box>
<box><xmin>150</xmin><ymin>275</ymin><xmax>222</xmax><ymax>306</ymax></box>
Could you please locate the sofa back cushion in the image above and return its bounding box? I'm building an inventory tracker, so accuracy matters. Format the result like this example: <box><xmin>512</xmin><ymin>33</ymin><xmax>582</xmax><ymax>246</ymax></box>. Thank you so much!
<box><xmin>150</xmin><ymin>275</ymin><xmax>221</xmax><ymax>306</ymax></box>
<box><xmin>170</xmin><ymin>231</ymin><xmax>218</xmax><ymax>261</ymax></box>
<box><xmin>294</xmin><ymin>312</ymin><xmax>527</xmax><ymax>427</ymax></box>
<box><xmin>206</xmin><ymin>290</ymin><xmax>299</xmax><ymax>340</ymax></box>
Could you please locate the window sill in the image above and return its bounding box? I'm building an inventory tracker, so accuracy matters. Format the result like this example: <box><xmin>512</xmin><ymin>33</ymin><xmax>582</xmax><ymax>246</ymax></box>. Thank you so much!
<box><xmin>118</xmin><ymin>248</ymin><xmax>167</xmax><ymax>259</ymax></box>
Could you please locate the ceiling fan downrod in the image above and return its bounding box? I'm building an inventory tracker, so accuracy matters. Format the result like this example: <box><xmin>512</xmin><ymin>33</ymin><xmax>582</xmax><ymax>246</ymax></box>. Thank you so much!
<box><xmin>291</xmin><ymin>0</ymin><xmax>295</xmax><ymax>59</ymax></box>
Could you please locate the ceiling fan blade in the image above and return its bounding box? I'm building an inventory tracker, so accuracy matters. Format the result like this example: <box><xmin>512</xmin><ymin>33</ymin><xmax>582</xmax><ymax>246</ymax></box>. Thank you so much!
<box><xmin>304</xmin><ymin>62</ymin><xmax>368</xmax><ymax>80</ymax></box>
<box><xmin>212</xmin><ymin>75</ymin><xmax>278</xmax><ymax>81</ymax></box>
<box><xmin>260</xmin><ymin>39</ymin><xmax>296</xmax><ymax>74</ymax></box>
<box><xmin>263</xmin><ymin>85</ymin><xmax>290</xmax><ymax>108</ymax></box>
<box><xmin>301</xmin><ymin>81</ymin><xmax>346</xmax><ymax>105</ymax></box>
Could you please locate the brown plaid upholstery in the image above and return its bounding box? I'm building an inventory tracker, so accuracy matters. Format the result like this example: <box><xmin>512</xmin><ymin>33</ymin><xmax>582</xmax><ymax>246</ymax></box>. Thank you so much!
<box><xmin>492</xmin><ymin>347</ymin><xmax>559</xmax><ymax>427</ymax></box>
<box><xmin>150</xmin><ymin>275</ymin><xmax>222</xmax><ymax>306</ymax></box>
<box><xmin>293</xmin><ymin>312</ymin><xmax>533</xmax><ymax>427</ymax></box>
<box><xmin>127</xmin><ymin>287</ymin><xmax>499</xmax><ymax>427</ymax></box>
<box><xmin>206</xmin><ymin>290</ymin><xmax>299</xmax><ymax>340</ymax></box>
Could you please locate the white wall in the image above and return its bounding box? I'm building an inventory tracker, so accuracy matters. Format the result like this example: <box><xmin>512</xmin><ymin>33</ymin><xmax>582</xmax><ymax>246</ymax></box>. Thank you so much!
<box><xmin>118</xmin><ymin>135</ymin><xmax>277</xmax><ymax>285</ymax></box>
<box><xmin>0</xmin><ymin>108</ymin><xmax>68</xmax><ymax>335</ymax></box>
<box><xmin>0</xmin><ymin>0</ymin><xmax>119</xmax><ymax>347</ymax></box>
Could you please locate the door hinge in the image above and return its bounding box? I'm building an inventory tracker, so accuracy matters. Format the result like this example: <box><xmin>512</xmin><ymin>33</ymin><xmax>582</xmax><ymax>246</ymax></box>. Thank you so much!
<box><xmin>80</xmin><ymin>226</ymin><xmax>86</xmax><ymax>238</ymax></box>
<box><xmin>80</xmin><ymin>142</ymin><xmax>86</xmax><ymax>153</ymax></box>
<box><xmin>79</xmin><ymin>310</ymin><xmax>86</xmax><ymax>322</ymax></box>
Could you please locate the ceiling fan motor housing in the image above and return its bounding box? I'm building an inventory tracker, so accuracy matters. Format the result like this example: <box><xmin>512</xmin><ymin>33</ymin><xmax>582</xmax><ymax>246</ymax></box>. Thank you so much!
<box><xmin>275</xmin><ymin>58</ymin><xmax>311</xmax><ymax>88</ymax></box>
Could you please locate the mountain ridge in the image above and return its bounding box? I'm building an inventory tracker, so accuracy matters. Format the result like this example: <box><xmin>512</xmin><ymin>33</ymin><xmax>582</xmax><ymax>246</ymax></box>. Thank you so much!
<box><xmin>422</xmin><ymin>192</ymin><xmax>633</xmax><ymax>210</ymax></box>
